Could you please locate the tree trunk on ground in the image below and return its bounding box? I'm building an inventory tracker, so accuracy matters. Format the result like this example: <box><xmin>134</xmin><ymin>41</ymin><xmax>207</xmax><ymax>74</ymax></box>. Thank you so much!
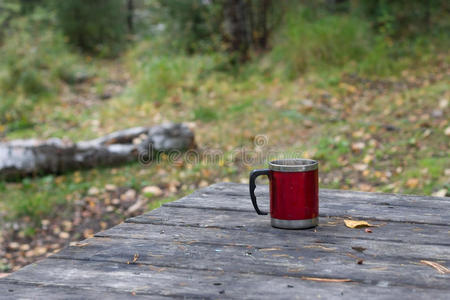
<box><xmin>0</xmin><ymin>123</ymin><xmax>195</xmax><ymax>180</ymax></box>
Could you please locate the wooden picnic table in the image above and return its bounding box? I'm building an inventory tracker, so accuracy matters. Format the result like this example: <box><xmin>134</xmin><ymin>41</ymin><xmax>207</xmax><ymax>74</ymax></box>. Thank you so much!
<box><xmin>1</xmin><ymin>182</ymin><xmax>449</xmax><ymax>299</ymax></box>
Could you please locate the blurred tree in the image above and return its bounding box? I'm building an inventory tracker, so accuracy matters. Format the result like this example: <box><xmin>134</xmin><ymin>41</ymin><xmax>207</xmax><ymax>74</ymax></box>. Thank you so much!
<box><xmin>127</xmin><ymin>0</ymin><xmax>134</xmax><ymax>33</ymax></box>
<box><xmin>351</xmin><ymin>0</ymin><xmax>449</xmax><ymax>38</ymax></box>
<box><xmin>159</xmin><ymin>0</ymin><xmax>280</xmax><ymax>61</ymax></box>
<box><xmin>158</xmin><ymin>0</ymin><xmax>223</xmax><ymax>54</ymax></box>
<box><xmin>223</xmin><ymin>0</ymin><xmax>250</xmax><ymax>61</ymax></box>
<box><xmin>19</xmin><ymin>0</ymin><xmax>43</xmax><ymax>13</ymax></box>
<box><xmin>53</xmin><ymin>0</ymin><xmax>127</xmax><ymax>56</ymax></box>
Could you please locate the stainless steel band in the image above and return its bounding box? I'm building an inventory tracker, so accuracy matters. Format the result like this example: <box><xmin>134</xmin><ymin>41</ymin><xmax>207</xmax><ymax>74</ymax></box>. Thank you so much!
<box><xmin>268</xmin><ymin>159</ymin><xmax>318</xmax><ymax>172</ymax></box>
<box><xmin>271</xmin><ymin>217</ymin><xmax>318</xmax><ymax>229</ymax></box>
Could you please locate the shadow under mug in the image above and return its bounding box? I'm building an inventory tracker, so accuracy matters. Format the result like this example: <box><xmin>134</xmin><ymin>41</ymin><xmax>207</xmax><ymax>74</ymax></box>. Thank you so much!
<box><xmin>249</xmin><ymin>159</ymin><xmax>319</xmax><ymax>229</ymax></box>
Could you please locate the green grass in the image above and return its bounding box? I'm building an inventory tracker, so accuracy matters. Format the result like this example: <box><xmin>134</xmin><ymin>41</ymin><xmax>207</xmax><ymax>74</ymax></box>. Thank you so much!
<box><xmin>193</xmin><ymin>107</ymin><xmax>219</xmax><ymax>122</ymax></box>
<box><xmin>227</xmin><ymin>98</ymin><xmax>255</xmax><ymax>115</ymax></box>
<box><xmin>271</xmin><ymin>8</ymin><xmax>370</xmax><ymax>77</ymax></box>
<box><xmin>315</xmin><ymin>137</ymin><xmax>351</xmax><ymax>171</ymax></box>
<box><xmin>419</xmin><ymin>158</ymin><xmax>446</xmax><ymax>180</ymax></box>
<box><xmin>130</xmin><ymin>51</ymin><xmax>228</xmax><ymax>104</ymax></box>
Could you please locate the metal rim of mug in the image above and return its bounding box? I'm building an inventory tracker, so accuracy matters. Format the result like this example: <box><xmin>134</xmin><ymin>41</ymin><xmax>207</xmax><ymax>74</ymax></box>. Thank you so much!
<box><xmin>271</xmin><ymin>217</ymin><xmax>318</xmax><ymax>229</ymax></box>
<box><xmin>269</xmin><ymin>158</ymin><xmax>318</xmax><ymax>172</ymax></box>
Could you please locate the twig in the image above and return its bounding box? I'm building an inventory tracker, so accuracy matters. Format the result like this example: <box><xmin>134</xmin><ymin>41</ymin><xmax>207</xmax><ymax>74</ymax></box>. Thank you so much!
<box><xmin>301</xmin><ymin>276</ymin><xmax>352</xmax><ymax>282</ymax></box>
<box><xmin>420</xmin><ymin>260</ymin><xmax>450</xmax><ymax>274</ymax></box>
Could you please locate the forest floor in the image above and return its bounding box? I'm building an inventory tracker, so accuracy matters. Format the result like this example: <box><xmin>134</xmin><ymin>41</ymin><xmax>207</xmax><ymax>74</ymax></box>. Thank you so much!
<box><xmin>1</xmin><ymin>54</ymin><xmax>449</xmax><ymax>275</ymax></box>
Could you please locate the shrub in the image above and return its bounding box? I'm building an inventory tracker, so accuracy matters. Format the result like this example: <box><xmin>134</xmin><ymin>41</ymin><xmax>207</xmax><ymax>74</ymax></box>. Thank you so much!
<box><xmin>157</xmin><ymin>0</ymin><xmax>223</xmax><ymax>54</ymax></box>
<box><xmin>271</xmin><ymin>8</ymin><xmax>371</xmax><ymax>76</ymax></box>
<box><xmin>53</xmin><ymin>0</ymin><xmax>126</xmax><ymax>56</ymax></box>
<box><xmin>0</xmin><ymin>8</ymin><xmax>83</xmax><ymax>129</ymax></box>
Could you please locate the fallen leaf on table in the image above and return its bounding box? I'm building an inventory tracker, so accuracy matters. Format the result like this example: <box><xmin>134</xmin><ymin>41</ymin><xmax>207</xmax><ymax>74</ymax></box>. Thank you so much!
<box><xmin>344</xmin><ymin>219</ymin><xmax>373</xmax><ymax>228</ymax></box>
<box><xmin>127</xmin><ymin>253</ymin><xmax>139</xmax><ymax>264</ymax></box>
<box><xmin>420</xmin><ymin>260</ymin><xmax>450</xmax><ymax>274</ymax></box>
<box><xmin>301</xmin><ymin>276</ymin><xmax>352</xmax><ymax>282</ymax></box>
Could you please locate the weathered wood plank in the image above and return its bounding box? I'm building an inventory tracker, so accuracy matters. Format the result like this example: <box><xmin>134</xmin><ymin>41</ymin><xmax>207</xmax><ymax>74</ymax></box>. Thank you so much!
<box><xmin>0</xmin><ymin>281</ymin><xmax>160</xmax><ymax>300</ymax></box>
<box><xmin>94</xmin><ymin>222</ymin><xmax>450</xmax><ymax>259</ymax></box>
<box><xmin>126</xmin><ymin>206</ymin><xmax>450</xmax><ymax>246</ymax></box>
<box><xmin>178</xmin><ymin>182</ymin><xmax>450</xmax><ymax>209</ymax></box>
<box><xmin>199</xmin><ymin>182</ymin><xmax>450</xmax><ymax>206</ymax></box>
<box><xmin>2</xmin><ymin>183</ymin><xmax>449</xmax><ymax>298</ymax></box>
<box><xmin>4</xmin><ymin>259</ymin><xmax>449</xmax><ymax>299</ymax></box>
<box><xmin>320</xmin><ymin>188</ymin><xmax>450</xmax><ymax>206</ymax></box>
<box><xmin>96</xmin><ymin>218</ymin><xmax>450</xmax><ymax>247</ymax></box>
<box><xmin>51</xmin><ymin>236</ymin><xmax>450</xmax><ymax>289</ymax></box>
<box><xmin>163</xmin><ymin>183</ymin><xmax>450</xmax><ymax>225</ymax></box>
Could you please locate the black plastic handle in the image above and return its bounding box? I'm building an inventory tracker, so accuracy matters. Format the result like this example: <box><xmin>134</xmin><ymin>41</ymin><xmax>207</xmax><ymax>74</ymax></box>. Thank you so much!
<box><xmin>249</xmin><ymin>169</ymin><xmax>270</xmax><ymax>215</ymax></box>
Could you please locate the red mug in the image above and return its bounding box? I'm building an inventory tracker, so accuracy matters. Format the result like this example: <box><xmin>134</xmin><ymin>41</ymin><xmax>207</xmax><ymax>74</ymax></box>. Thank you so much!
<box><xmin>249</xmin><ymin>159</ymin><xmax>319</xmax><ymax>229</ymax></box>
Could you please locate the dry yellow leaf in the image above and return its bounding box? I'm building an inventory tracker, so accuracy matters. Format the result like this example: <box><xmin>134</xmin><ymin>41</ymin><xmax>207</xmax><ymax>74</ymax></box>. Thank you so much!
<box><xmin>127</xmin><ymin>253</ymin><xmax>139</xmax><ymax>264</ymax></box>
<box><xmin>420</xmin><ymin>260</ymin><xmax>450</xmax><ymax>274</ymax></box>
<box><xmin>344</xmin><ymin>219</ymin><xmax>373</xmax><ymax>228</ymax></box>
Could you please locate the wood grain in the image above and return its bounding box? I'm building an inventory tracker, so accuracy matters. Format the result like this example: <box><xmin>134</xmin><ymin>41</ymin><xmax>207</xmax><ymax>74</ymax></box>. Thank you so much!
<box><xmin>0</xmin><ymin>281</ymin><xmax>159</xmax><ymax>300</ymax></box>
<box><xmin>51</xmin><ymin>236</ymin><xmax>449</xmax><ymax>289</ymax></box>
<box><xmin>1</xmin><ymin>182</ymin><xmax>449</xmax><ymax>299</ymax></box>
<box><xmin>3</xmin><ymin>259</ymin><xmax>449</xmax><ymax>299</ymax></box>
<box><xmin>163</xmin><ymin>183</ymin><xmax>450</xmax><ymax>225</ymax></box>
<box><xmin>127</xmin><ymin>206</ymin><xmax>450</xmax><ymax>246</ymax></box>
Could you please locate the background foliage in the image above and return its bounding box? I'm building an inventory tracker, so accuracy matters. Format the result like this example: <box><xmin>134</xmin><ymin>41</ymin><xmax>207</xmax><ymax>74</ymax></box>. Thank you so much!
<box><xmin>0</xmin><ymin>0</ymin><xmax>449</xmax><ymax>273</ymax></box>
<box><xmin>53</xmin><ymin>0</ymin><xmax>127</xmax><ymax>55</ymax></box>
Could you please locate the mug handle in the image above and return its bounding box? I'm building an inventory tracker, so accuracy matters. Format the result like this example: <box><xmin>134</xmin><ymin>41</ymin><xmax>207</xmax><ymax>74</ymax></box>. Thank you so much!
<box><xmin>249</xmin><ymin>169</ymin><xmax>270</xmax><ymax>215</ymax></box>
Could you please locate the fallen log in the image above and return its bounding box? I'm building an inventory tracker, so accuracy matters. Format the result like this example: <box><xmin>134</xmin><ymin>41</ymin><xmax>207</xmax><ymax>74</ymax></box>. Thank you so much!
<box><xmin>0</xmin><ymin>123</ymin><xmax>194</xmax><ymax>180</ymax></box>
